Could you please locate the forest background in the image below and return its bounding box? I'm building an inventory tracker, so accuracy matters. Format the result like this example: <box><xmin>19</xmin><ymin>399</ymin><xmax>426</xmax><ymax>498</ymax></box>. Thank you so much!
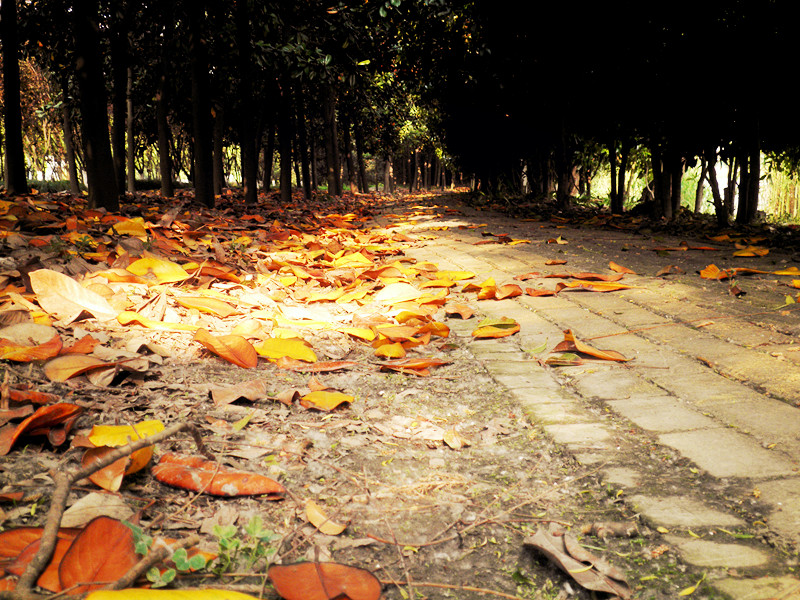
<box><xmin>2</xmin><ymin>0</ymin><xmax>800</xmax><ymax>224</ymax></box>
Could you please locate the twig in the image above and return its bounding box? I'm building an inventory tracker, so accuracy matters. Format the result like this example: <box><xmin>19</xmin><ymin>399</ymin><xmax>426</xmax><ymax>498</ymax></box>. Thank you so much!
<box><xmin>107</xmin><ymin>534</ymin><xmax>201</xmax><ymax>590</ymax></box>
<box><xmin>14</xmin><ymin>421</ymin><xmax>208</xmax><ymax>593</ymax></box>
<box><xmin>385</xmin><ymin>521</ymin><xmax>414</xmax><ymax>600</ymax></box>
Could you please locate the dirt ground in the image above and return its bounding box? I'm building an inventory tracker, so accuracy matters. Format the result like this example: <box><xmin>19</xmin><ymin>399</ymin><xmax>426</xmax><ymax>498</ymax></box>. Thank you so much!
<box><xmin>5</xmin><ymin>190</ymin><xmax>797</xmax><ymax>600</ymax></box>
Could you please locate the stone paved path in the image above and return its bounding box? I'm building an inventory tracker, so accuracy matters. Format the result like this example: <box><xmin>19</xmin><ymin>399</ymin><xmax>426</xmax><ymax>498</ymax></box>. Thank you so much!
<box><xmin>379</xmin><ymin>196</ymin><xmax>800</xmax><ymax>599</ymax></box>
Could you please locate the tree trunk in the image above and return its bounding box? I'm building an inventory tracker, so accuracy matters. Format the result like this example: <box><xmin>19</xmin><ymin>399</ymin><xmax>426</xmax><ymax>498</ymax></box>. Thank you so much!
<box><xmin>354</xmin><ymin>122</ymin><xmax>368</xmax><ymax>192</ymax></box>
<box><xmin>234</xmin><ymin>0</ymin><xmax>258</xmax><ymax>204</ymax></box>
<box><xmin>110</xmin><ymin>21</ymin><xmax>128</xmax><ymax>192</ymax></box>
<box><xmin>278</xmin><ymin>85</ymin><xmax>293</xmax><ymax>204</ymax></box>
<box><xmin>736</xmin><ymin>124</ymin><xmax>760</xmax><ymax>225</ymax></box>
<box><xmin>262</xmin><ymin>121</ymin><xmax>275</xmax><ymax>192</ymax></box>
<box><xmin>384</xmin><ymin>152</ymin><xmax>394</xmax><ymax>192</ymax></box>
<box><xmin>60</xmin><ymin>84</ymin><xmax>82</xmax><ymax>196</ymax></box>
<box><xmin>694</xmin><ymin>156</ymin><xmax>707</xmax><ymax>213</ymax></box>
<box><xmin>609</xmin><ymin>139</ymin><xmax>619</xmax><ymax>213</ymax></box>
<box><xmin>187</xmin><ymin>0</ymin><xmax>214</xmax><ymax>207</ymax></box>
<box><xmin>212</xmin><ymin>106</ymin><xmax>225</xmax><ymax>195</ymax></box>
<box><xmin>1</xmin><ymin>0</ymin><xmax>29</xmax><ymax>194</ymax></box>
<box><xmin>342</xmin><ymin>116</ymin><xmax>358</xmax><ymax>193</ymax></box>
<box><xmin>322</xmin><ymin>87</ymin><xmax>341</xmax><ymax>195</ymax></box>
<box><xmin>156</xmin><ymin>76</ymin><xmax>173</xmax><ymax>197</ymax></box>
<box><xmin>650</xmin><ymin>145</ymin><xmax>671</xmax><ymax>220</ymax></box>
<box><xmin>704</xmin><ymin>150</ymin><xmax>728</xmax><ymax>227</ymax></box>
<box><xmin>295</xmin><ymin>91</ymin><xmax>312</xmax><ymax>199</ymax></box>
<box><xmin>125</xmin><ymin>65</ymin><xmax>136</xmax><ymax>192</ymax></box>
<box><xmin>408</xmin><ymin>150</ymin><xmax>418</xmax><ymax>193</ymax></box>
<box><xmin>310</xmin><ymin>131</ymin><xmax>318</xmax><ymax>190</ymax></box>
<box><xmin>73</xmin><ymin>0</ymin><xmax>119</xmax><ymax>211</ymax></box>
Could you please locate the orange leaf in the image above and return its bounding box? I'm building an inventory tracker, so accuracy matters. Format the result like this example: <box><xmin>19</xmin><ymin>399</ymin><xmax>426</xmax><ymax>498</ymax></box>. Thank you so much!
<box><xmin>554</xmin><ymin>281</ymin><xmax>633</xmax><ymax>293</ymax></box>
<box><xmin>5</xmin><ymin>531</ymin><xmax>80</xmax><ymax>592</ymax></box>
<box><xmin>444</xmin><ymin>304</ymin><xmax>474</xmax><ymax>319</ymax></box>
<box><xmin>0</xmin><ymin>527</ymin><xmax>80</xmax><ymax>560</ymax></box>
<box><xmin>525</xmin><ymin>288</ymin><xmax>557</xmax><ymax>297</ymax></box>
<box><xmin>81</xmin><ymin>447</ymin><xmax>131</xmax><ymax>492</ymax></box>
<box><xmin>268</xmin><ymin>562</ymin><xmax>382</xmax><ymax>600</ymax></box>
<box><xmin>379</xmin><ymin>357</ymin><xmax>449</xmax><ymax>376</ymax></box>
<box><xmin>609</xmin><ymin>261</ymin><xmax>636</xmax><ymax>274</ymax></box>
<box><xmin>194</xmin><ymin>329</ymin><xmax>258</xmax><ymax>368</ymax></box>
<box><xmin>699</xmin><ymin>264</ymin><xmax>731</xmax><ymax>280</ymax></box>
<box><xmin>552</xmin><ymin>329</ymin><xmax>629</xmax><ymax>362</ymax></box>
<box><xmin>495</xmin><ymin>283</ymin><xmax>523</xmax><ymax>299</ymax></box>
<box><xmin>8</xmin><ymin>388</ymin><xmax>60</xmax><ymax>405</ymax></box>
<box><xmin>275</xmin><ymin>359</ymin><xmax>360</xmax><ymax>372</ymax></box>
<box><xmin>0</xmin><ymin>403</ymin><xmax>83</xmax><ymax>456</ymax></box>
<box><xmin>43</xmin><ymin>355</ymin><xmax>112</xmax><ymax>382</ymax></box>
<box><xmin>472</xmin><ymin>317</ymin><xmax>520</xmax><ymax>339</ymax></box>
<box><xmin>58</xmin><ymin>516</ymin><xmax>139</xmax><ymax>595</ymax></box>
<box><xmin>656</xmin><ymin>265</ymin><xmax>684</xmax><ymax>277</ymax></box>
<box><xmin>374</xmin><ymin>342</ymin><xmax>406</xmax><ymax>358</ymax></box>
<box><xmin>0</xmin><ymin>333</ymin><xmax>62</xmax><ymax>362</ymax></box>
<box><xmin>151</xmin><ymin>453</ymin><xmax>285</xmax><ymax>498</ymax></box>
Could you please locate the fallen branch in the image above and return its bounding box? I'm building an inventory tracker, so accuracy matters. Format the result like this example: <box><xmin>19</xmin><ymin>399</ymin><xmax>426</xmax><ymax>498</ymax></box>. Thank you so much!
<box><xmin>12</xmin><ymin>421</ymin><xmax>209</xmax><ymax>595</ymax></box>
<box><xmin>380</xmin><ymin>579</ymin><xmax>528</xmax><ymax>600</ymax></box>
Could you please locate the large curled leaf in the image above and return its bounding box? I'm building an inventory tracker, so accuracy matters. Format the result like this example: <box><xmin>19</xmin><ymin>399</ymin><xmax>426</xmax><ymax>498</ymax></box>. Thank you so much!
<box><xmin>152</xmin><ymin>453</ymin><xmax>285</xmax><ymax>498</ymax></box>
<box><xmin>268</xmin><ymin>562</ymin><xmax>382</xmax><ymax>600</ymax></box>
<box><xmin>471</xmin><ymin>317</ymin><xmax>520</xmax><ymax>339</ymax></box>
<box><xmin>194</xmin><ymin>329</ymin><xmax>258</xmax><ymax>368</ymax></box>
<box><xmin>29</xmin><ymin>269</ymin><xmax>120</xmax><ymax>323</ymax></box>
<box><xmin>552</xmin><ymin>329</ymin><xmax>629</xmax><ymax>362</ymax></box>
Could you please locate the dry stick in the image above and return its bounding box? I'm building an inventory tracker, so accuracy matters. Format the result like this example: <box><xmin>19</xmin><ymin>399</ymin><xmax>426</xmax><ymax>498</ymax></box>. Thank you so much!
<box><xmin>377</xmin><ymin>579</ymin><xmax>532</xmax><ymax>600</ymax></box>
<box><xmin>107</xmin><ymin>533</ymin><xmax>201</xmax><ymax>591</ymax></box>
<box><xmin>384</xmin><ymin>521</ymin><xmax>414</xmax><ymax>600</ymax></box>
<box><xmin>15</xmin><ymin>422</ymin><xmax>208</xmax><ymax>593</ymax></box>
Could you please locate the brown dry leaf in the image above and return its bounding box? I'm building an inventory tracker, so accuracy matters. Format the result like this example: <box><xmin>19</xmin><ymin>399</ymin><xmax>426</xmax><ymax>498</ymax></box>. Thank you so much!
<box><xmin>545</xmin><ymin>272</ymin><xmax>625</xmax><ymax>282</ymax></box>
<box><xmin>443</xmin><ymin>428</ymin><xmax>471</xmax><ymax>450</ymax></box>
<box><xmin>305</xmin><ymin>500</ymin><xmax>348</xmax><ymax>535</ymax></box>
<box><xmin>268</xmin><ymin>562</ymin><xmax>381</xmax><ymax>600</ymax></box>
<box><xmin>444</xmin><ymin>303</ymin><xmax>474</xmax><ymax>320</ymax></box>
<box><xmin>609</xmin><ymin>261</ymin><xmax>636</xmax><ymax>274</ymax></box>
<box><xmin>733</xmin><ymin>245</ymin><xmax>769</xmax><ymax>257</ymax></box>
<box><xmin>0</xmin><ymin>403</ymin><xmax>83</xmax><ymax>456</ymax></box>
<box><xmin>545</xmin><ymin>259</ymin><xmax>567</xmax><ymax>265</ymax></box>
<box><xmin>656</xmin><ymin>265</ymin><xmax>684</xmax><ymax>277</ymax></box>
<box><xmin>552</xmin><ymin>329</ymin><xmax>629</xmax><ymax>362</ymax></box>
<box><xmin>194</xmin><ymin>329</ymin><xmax>258</xmax><ymax>369</ymax></box>
<box><xmin>175</xmin><ymin>296</ymin><xmax>241</xmax><ymax>318</ymax></box>
<box><xmin>525</xmin><ymin>288</ymin><xmax>557</xmax><ymax>297</ymax></box>
<box><xmin>43</xmin><ymin>355</ymin><xmax>113</xmax><ymax>382</ymax></box>
<box><xmin>554</xmin><ymin>281</ymin><xmax>633</xmax><ymax>293</ymax></box>
<box><xmin>0</xmin><ymin>333</ymin><xmax>62</xmax><ymax>362</ymax></box>
<box><xmin>29</xmin><ymin>269</ymin><xmax>119</xmax><ymax>323</ymax></box>
<box><xmin>524</xmin><ymin>527</ymin><xmax>631</xmax><ymax>598</ymax></box>
<box><xmin>472</xmin><ymin>316</ymin><xmax>520</xmax><ymax>339</ymax></box>
<box><xmin>209</xmin><ymin>379</ymin><xmax>270</xmax><ymax>406</ymax></box>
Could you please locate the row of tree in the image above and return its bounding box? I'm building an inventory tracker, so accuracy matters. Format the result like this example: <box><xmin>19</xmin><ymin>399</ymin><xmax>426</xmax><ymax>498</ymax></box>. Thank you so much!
<box><xmin>2</xmin><ymin>1</ymin><xmax>799</xmax><ymax>224</ymax></box>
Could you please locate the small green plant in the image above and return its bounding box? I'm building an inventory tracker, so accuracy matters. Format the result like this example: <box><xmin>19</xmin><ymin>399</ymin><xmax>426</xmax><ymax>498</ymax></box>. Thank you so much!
<box><xmin>123</xmin><ymin>522</ymin><xmax>210</xmax><ymax>588</ymax></box>
<box><xmin>212</xmin><ymin>515</ymin><xmax>280</xmax><ymax>575</ymax></box>
<box><xmin>73</xmin><ymin>234</ymin><xmax>96</xmax><ymax>254</ymax></box>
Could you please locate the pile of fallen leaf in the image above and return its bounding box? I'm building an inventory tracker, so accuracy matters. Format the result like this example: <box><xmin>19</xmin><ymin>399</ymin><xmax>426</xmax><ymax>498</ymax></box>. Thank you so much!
<box><xmin>1</xmin><ymin>187</ymin><xmax>722</xmax><ymax>599</ymax></box>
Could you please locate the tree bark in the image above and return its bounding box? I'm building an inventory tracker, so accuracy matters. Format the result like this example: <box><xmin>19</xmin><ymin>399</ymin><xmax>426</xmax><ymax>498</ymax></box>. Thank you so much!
<box><xmin>262</xmin><ymin>121</ymin><xmax>275</xmax><ymax>192</ymax></box>
<box><xmin>354</xmin><ymin>122</ymin><xmax>368</xmax><ymax>192</ymax></box>
<box><xmin>704</xmin><ymin>149</ymin><xmax>728</xmax><ymax>227</ymax></box>
<box><xmin>384</xmin><ymin>152</ymin><xmax>394</xmax><ymax>192</ymax></box>
<box><xmin>125</xmin><ymin>65</ymin><xmax>136</xmax><ymax>192</ymax></box>
<box><xmin>322</xmin><ymin>87</ymin><xmax>341</xmax><ymax>195</ymax></box>
<box><xmin>278</xmin><ymin>84</ymin><xmax>293</xmax><ymax>204</ymax></box>
<box><xmin>295</xmin><ymin>91</ymin><xmax>312</xmax><ymax>199</ymax></box>
<box><xmin>234</xmin><ymin>0</ymin><xmax>258</xmax><ymax>204</ymax></box>
<box><xmin>60</xmin><ymin>82</ymin><xmax>82</xmax><ymax>196</ymax></box>
<box><xmin>156</xmin><ymin>76</ymin><xmax>173</xmax><ymax>196</ymax></box>
<box><xmin>73</xmin><ymin>0</ymin><xmax>119</xmax><ymax>211</ymax></box>
<box><xmin>212</xmin><ymin>105</ymin><xmax>225</xmax><ymax>195</ymax></box>
<box><xmin>110</xmin><ymin>15</ymin><xmax>129</xmax><ymax>192</ymax></box>
<box><xmin>694</xmin><ymin>156</ymin><xmax>707</xmax><ymax>213</ymax></box>
<box><xmin>342</xmin><ymin>115</ymin><xmax>358</xmax><ymax>193</ymax></box>
<box><xmin>187</xmin><ymin>0</ymin><xmax>214</xmax><ymax>207</ymax></box>
<box><xmin>1</xmin><ymin>0</ymin><xmax>29</xmax><ymax>194</ymax></box>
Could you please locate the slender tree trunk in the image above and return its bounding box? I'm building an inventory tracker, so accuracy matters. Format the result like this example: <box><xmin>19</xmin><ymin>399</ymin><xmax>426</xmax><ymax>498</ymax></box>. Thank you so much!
<box><xmin>234</xmin><ymin>0</ymin><xmax>257</xmax><ymax>204</ymax></box>
<box><xmin>1</xmin><ymin>0</ymin><xmax>29</xmax><ymax>194</ymax></box>
<box><xmin>295</xmin><ymin>91</ymin><xmax>312</xmax><ymax>199</ymax></box>
<box><xmin>60</xmin><ymin>85</ymin><xmax>82</xmax><ymax>195</ymax></box>
<box><xmin>262</xmin><ymin>121</ymin><xmax>275</xmax><ymax>192</ymax></box>
<box><xmin>354</xmin><ymin>122</ymin><xmax>368</xmax><ymax>192</ymax></box>
<box><xmin>704</xmin><ymin>150</ymin><xmax>728</xmax><ymax>227</ymax></box>
<box><xmin>156</xmin><ymin>77</ymin><xmax>173</xmax><ymax>196</ymax></box>
<box><xmin>322</xmin><ymin>87</ymin><xmax>341</xmax><ymax>195</ymax></box>
<box><xmin>384</xmin><ymin>152</ymin><xmax>394</xmax><ymax>192</ymax></box>
<box><xmin>609</xmin><ymin>139</ymin><xmax>619</xmax><ymax>213</ymax></box>
<box><xmin>342</xmin><ymin>116</ymin><xmax>358</xmax><ymax>193</ymax></box>
<box><xmin>187</xmin><ymin>0</ymin><xmax>214</xmax><ymax>207</ymax></box>
<box><xmin>278</xmin><ymin>84</ymin><xmax>293</xmax><ymax>204</ymax></box>
<box><xmin>125</xmin><ymin>65</ymin><xmax>136</xmax><ymax>192</ymax></box>
<box><xmin>310</xmin><ymin>134</ymin><xmax>318</xmax><ymax>190</ymax></box>
<box><xmin>670</xmin><ymin>157</ymin><xmax>682</xmax><ymax>215</ymax></box>
<box><xmin>73</xmin><ymin>0</ymin><xmax>119</xmax><ymax>210</ymax></box>
<box><xmin>212</xmin><ymin>106</ymin><xmax>225</xmax><ymax>195</ymax></box>
<box><xmin>110</xmin><ymin>23</ymin><xmax>128</xmax><ymax>192</ymax></box>
<box><xmin>694</xmin><ymin>156</ymin><xmax>707</xmax><ymax>213</ymax></box>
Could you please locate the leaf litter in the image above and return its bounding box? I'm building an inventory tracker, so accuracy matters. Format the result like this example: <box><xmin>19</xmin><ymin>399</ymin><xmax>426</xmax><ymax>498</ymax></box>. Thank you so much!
<box><xmin>0</xmin><ymin>189</ymin><xmax>707</xmax><ymax>598</ymax></box>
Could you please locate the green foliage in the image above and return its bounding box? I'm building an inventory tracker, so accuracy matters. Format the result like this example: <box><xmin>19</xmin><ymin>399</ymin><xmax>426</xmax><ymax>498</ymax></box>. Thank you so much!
<box><xmin>212</xmin><ymin>515</ymin><xmax>280</xmax><ymax>575</ymax></box>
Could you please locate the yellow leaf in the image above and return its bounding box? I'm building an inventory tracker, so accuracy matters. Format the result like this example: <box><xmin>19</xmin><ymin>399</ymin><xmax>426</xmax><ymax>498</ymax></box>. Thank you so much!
<box><xmin>300</xmin><ymin>390</ymin><xmax>353</xmax><ymax>411</ymax></box>
<box><xmin>175</xmin><ymin>296</ymin><xmax>240</xmax><ymax>317</ymax></box>
<box><xmin>374</xmin><ymin>342</ymin><xmax>406</xmax><ymax>358</ymax></box>
<box><xmin>194</xmin><ymin>329</ymin><xmax>259</xmax><ymax>369</ymax></box>
<box><xmin>656</xmin><ymin>526</ymin><xmax>669</xmax><ymax>534</ymax></box>
<box><xmin>107</xmin><ymin>217</ymin><xmax>148</xmax><ymax>238</ymax></box>
<box><xmin>118</xmin><ymin>310</ymin><xmax>199</xmax><ymax>332</ymax></box>
<box><xmin>253</xmin><ymin>338</ymin><xmax>317</xmax><ymax>362</ymax></box>
<box><xmin>337</xmin><ymin>327</ymin><xmax>376</xmax><ymax>341</ymax></box>
<box><xmin>88</xmin><ymin>420</ymin><xmax>165</xmax><ymax>448</ymax></box>
<box><xmin>127</xmin><ymin>257</ymin><xmax>190</xmax><ymax>283</ymax></box>
<box><xmin>305</xmin><ymin>500</ymin><xmax>347</xmax><ymax>535</ymax></box>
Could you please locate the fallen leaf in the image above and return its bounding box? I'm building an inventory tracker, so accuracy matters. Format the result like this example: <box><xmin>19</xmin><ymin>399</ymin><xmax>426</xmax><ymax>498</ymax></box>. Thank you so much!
<box><xmin>443</xmin><ymin>428</ymin><xmax>471</xmax><ymax>449</ymax></box>
<box><xmin>656</xmin><ymin>265</ymin><xmax>684</xmax><ymax>277</ymax></box>
<box><xmin>268</xmin><ymin>562</ymin><xmax>382</xmax><ymax>600</ymax></box>
<box><xmin>58</xmin><ymin>516</ymin><xmax>140</xmax><ymax>595</ymax></box>
<box><xmin>194</xmin><ymin>329</ymin><xmax>258</xmax><ymax>368</ymax></box>
<box><xmin>152</xmin><ymin>453</ymin><xmax>285</xmax><ymax>497</ymax></box>
<box><xmin>552</xmin><ymin>329</ymin><xmax>629</xmax><ymax>362</ymax></box>
<box><xmin>0</xmin><ymin>333</ymin><xmax>62</xmax><ymax>362</ymax></box>
<box><xmin>254</xmin><ymin>338</ymin><xmax>317</xmax><ymax>363</ymax></box>
<box><xmin>0</xmin><ymin>403</ymin><xmax>83</xmax><ymax>456</ymax></box>
<box><xmin>43</xmin><ymin>355</ymin><xmax>114</xmax><ymax>382</ymax></box>
<box><xmin>175</xmin><ymin>297</ymin><xmax>240</xmax><ymax>318</ymax></box>
<box><xmin>300</xmin><ymin>391</ymin><xmax>353</xmax><ymax>411</ymax></box>
<box><xmin>472</xmin><ymin>317</ymin><xmax>520</xmax><ymax>339</ymax></box>
<box><xmin>86</xmin><ymin>591</ymin><xmax>260</xmax><ymax>600</ymax></box>
<box><xmin>609</xmin><ymin>261</ymin><xmax>635</xmax><ymax>274</ymax></box>
<box><xmin>29</xmin><ymin>269</ymin><xmax>119</xmax><ymax>323</ymax></box>
<box><xmin>305</xmin><ymin>500</ymin><xmax>348</xmax><ymax>535</ymax></box>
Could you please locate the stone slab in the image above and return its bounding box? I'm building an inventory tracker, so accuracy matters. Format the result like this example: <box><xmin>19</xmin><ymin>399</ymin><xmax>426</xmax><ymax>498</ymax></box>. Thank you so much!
<box><xmin>755</xmin><ymin>477</ymin><xmax>800</xmax><ymax>541</ymax></box>
<box><xmin>543</xmin><ymin>423</ymin><xmax>612</xmax><ymax>449</ymax></box>
<box><xmin>630</xmin><ymin>495</ymin><xmax>744</xmax><ymax>527</ymax></box>
<box><xmin>665</xmin><ymin>536</ymin><xmax>769</xmax><ymax>568</ymax></box>
<box><xmin>658</xmin><ymin>429</ymin><xmax>796</xmax><ymax>479</ymax></box>
<box><xmin>712</xmin><ymin>575</ymin><xmax>800</xmax><ymax>600</ymax></box>
<box><xmin>607</xmin><ymin>396</ymin><xmax>720</xmax><ymax>432</ymax></box>
<box><xmin>601</xmin><ymin>467</ymin><xmax>641</xmax><ymax>489</ymax></box>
